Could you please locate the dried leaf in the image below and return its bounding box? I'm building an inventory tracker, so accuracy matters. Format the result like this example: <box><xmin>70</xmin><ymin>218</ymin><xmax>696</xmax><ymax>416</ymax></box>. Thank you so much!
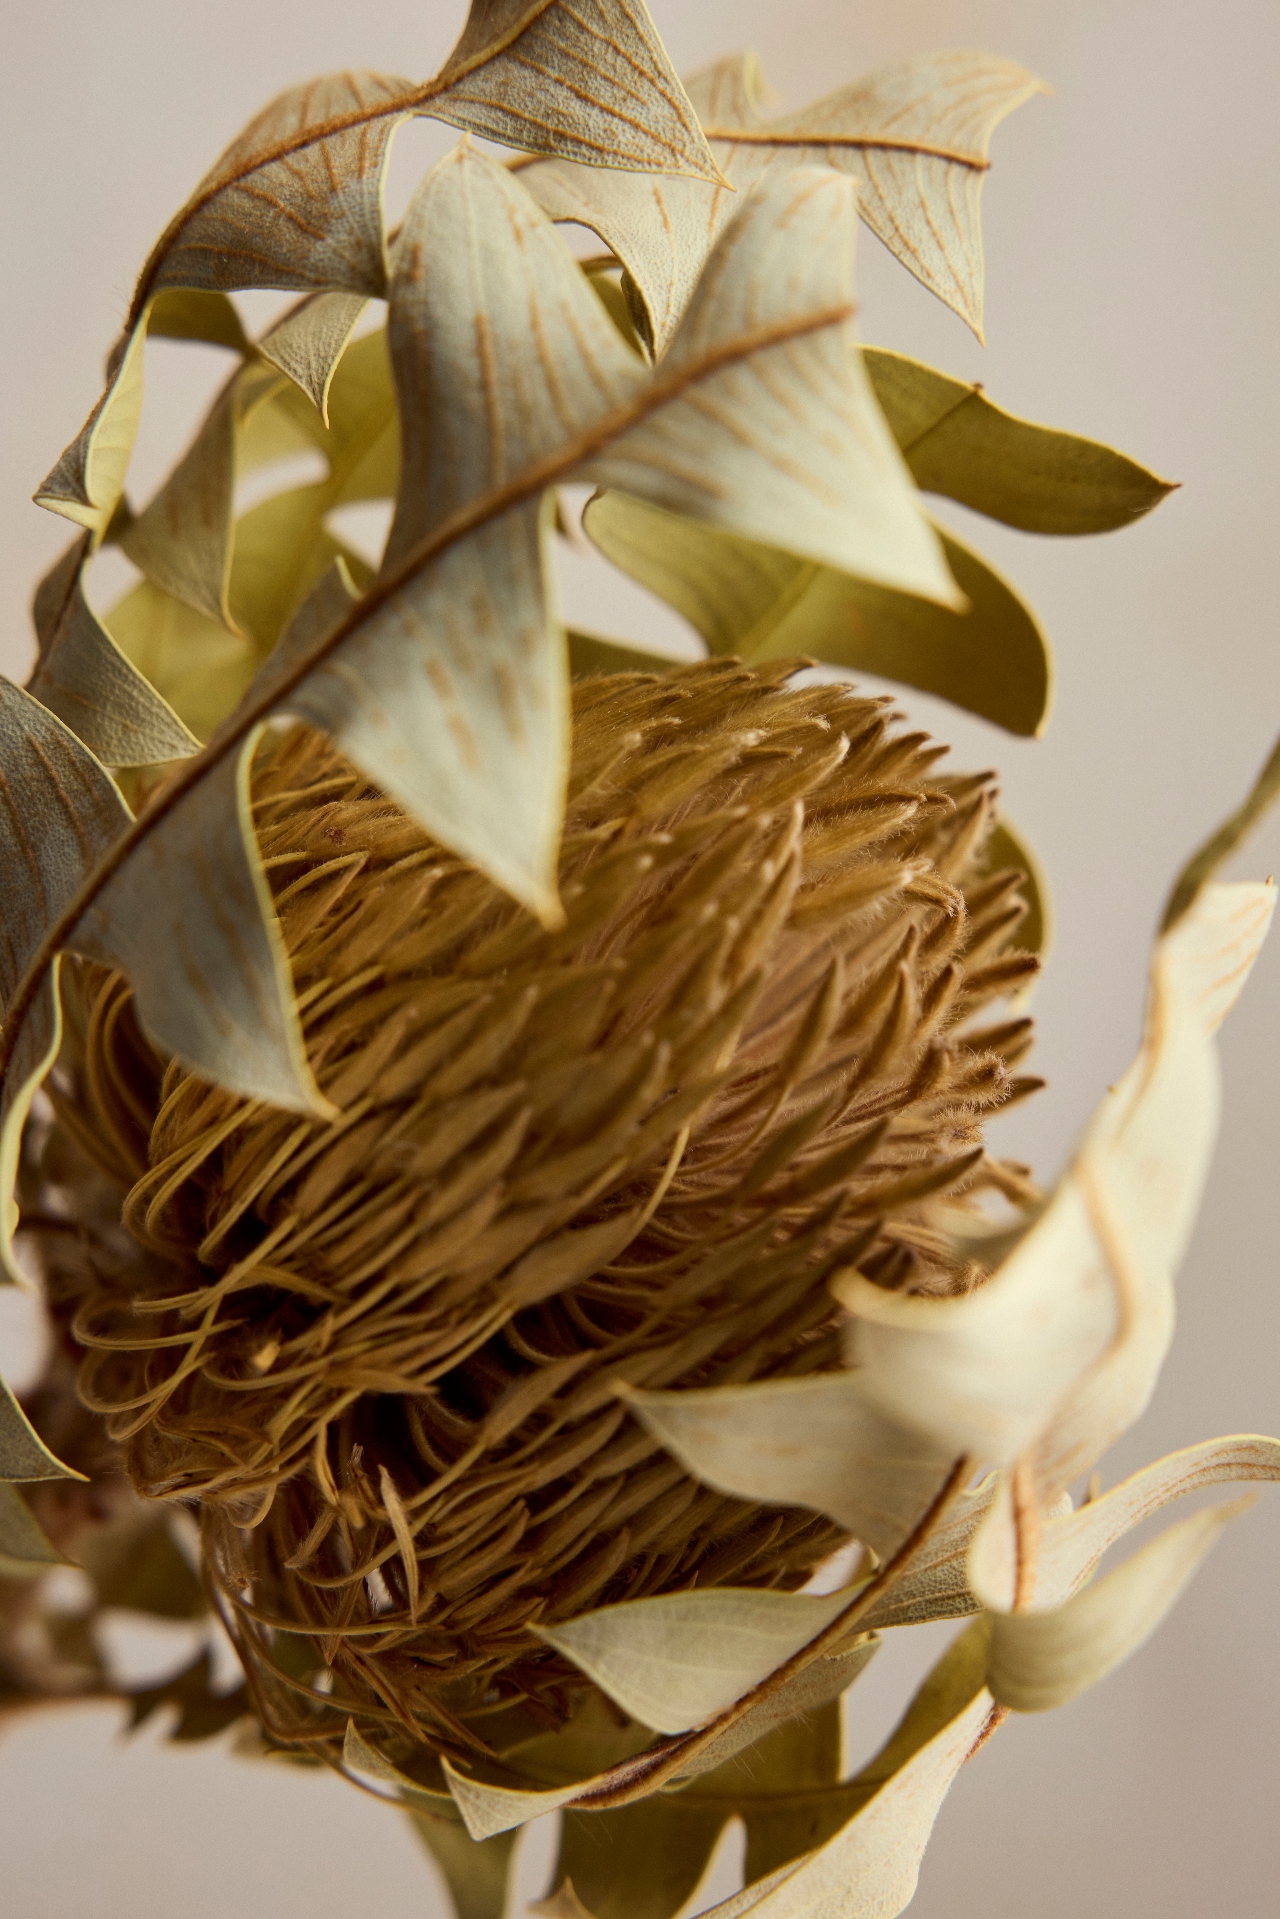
<box><xmin>119</xmin><ymin>361</ymin><xmax>285</xmax><ymax>628</ymax></box>
<box><xmin>971</xmin><ymin>1434</ymin><xmax>1280</xmax><ymax>1614</ymax></box>
<box><xmin>127</xmin><ymin>1649</ymin><xmax>250</xmax><ymax>1742</ymax></box>
<box><xmin>342</xmin><ymin>1720</ymin><xmax>454</xmax><ymax>1814</ymax></box>
<box><xmin>987</xmin><ymin>1500</ymin><xmax>1248</xmax><ymax>1712</ymax></box>
<box><xmin>522</xmin><ymin>49</ymin><xmax>1044</xmax><ymax>350</ymax></box>
<box><xmin>147</xmin><ymin>289</ymin><xmax>251</xmax><ymax>356</ymax></box>
<box><xmin>834</xmin><ymin>882</ymin><xmax>1276</xmax><ymax>1489</ymax></box>
<box><xmin>555</xmin><ymin>1799</ymin><xmax>730</xmax><ymax>1919</ymax></box>
<box><xmin>77</xmin><ymin>1510</ymin><xmax>206</xmax><ymax>1619</ymax></box>
<box><xmin>531</xmin><ymin>1883</ymin><xmax>600</xmax><ymax>1919</ymax></box>
<box><xmin>583</xmin><ymin>491</ymin><xmax>1050</xmax><ymax>736</ymax></box>
<box><xmin>28</xmin><ymin>547</ymin><xmax>199</xmax><ymax>766</ymax></box>
<box><xmin>411</xmin><ymin>1814</ymin><xmax>519</xmax><ymax>1919</ymax></box>
<box><xmin>580</xmin><ymin>170</ymin><xmax>959</xmax><ymax>610</ymax></box>
<box><xmin>105</xmin><ymin>581</ymin><xmax>259</xmax><ymax>744</ymax></box>
<box><xmin>34</xmin><ymin>315</ymin><xmax>147</xmax><ymax>536</ymax></box>
<box><xmin>68</xmin><ymin>725</ymin><xmax>331</xmax><ymax>1115</ymax></box>
<box><xmin>1162</xmin><ymin>727</ymin><xmax>1280</xmax><ymax>930</ymax></box>
<box><xmin>864</xmin><ymin>348</ymin><xmax>1176</xmax><ymax>532</ymax></box>
<box><xmin>0</xmin><ymin>1379</ymin><xmax>84</xmax><ymax>1482</ymax></box>
<box><xmin>0</xmin><ymin>1481</ymin><xmax>71</xmax><ymax>1577</ymax></box>
<box><xmin>623</xmin><ymin>1373</ymin><xmax>960</xmax><ymax>1561</ymax></box>
<box><xmin>539</xmin><ymin>1586</ymin><xmax>862</xmax><ymax>1733</ymax></box>
<box><xmin>0</xmin><ymin>680</ymin><xmax>131</xmax><ymax>1280</ymax></box>
<box><xmin>259</xmin><ymin>292</ymin><xmax>371</xmax><ymax>423</ymax></box>
<box><xmin>429</xmin><ymin>1</ymin><xmax>720</xmax><ymax>180</ymax></box>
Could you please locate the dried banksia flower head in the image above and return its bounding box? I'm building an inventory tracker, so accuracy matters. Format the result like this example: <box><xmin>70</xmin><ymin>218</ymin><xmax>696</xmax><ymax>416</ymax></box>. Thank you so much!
<box><xmin>60</xmin><ymin>662</ymin><xmax>1039</xmax><ymax>1746</ymax></box>
<box><xmin>6</xmin><ymin>9</ymin><xmax>1274</xmax><ymax>1919</ymax></box>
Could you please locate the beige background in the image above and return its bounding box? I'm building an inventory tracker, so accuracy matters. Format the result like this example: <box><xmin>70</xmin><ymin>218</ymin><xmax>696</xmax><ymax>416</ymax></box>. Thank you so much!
<box><xmin>2</xmin><ymin>0</ymin><xmax>1279</xmax><ymax>1913</ymax></box>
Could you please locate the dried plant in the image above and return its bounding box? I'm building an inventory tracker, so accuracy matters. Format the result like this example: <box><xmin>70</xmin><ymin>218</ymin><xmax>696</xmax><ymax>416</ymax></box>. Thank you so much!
<box><xmin>1</xmin><ymin>5</ymin><xmax>1278</xmax><ymax>1918</ymax></box>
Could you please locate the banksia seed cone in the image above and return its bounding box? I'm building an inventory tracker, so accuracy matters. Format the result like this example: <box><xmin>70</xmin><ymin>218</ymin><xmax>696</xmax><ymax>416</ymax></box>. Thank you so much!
<box><xmin>42</xmin><ymin>659</ymin><xmax>1039</xmax><ymax>1756</ymax></box>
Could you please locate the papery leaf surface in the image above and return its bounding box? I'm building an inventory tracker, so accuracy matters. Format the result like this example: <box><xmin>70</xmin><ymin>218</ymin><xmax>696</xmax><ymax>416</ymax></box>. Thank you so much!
<box><xmin>695</xmin><ymin>1685</ymin><xmax>995</xmax><ymax>1919</ymax></box>
<box><xmin>864</xmin><ymin>348</ymin><xmax>1176</xmax><ymax>532</ymax></box>
<box><xmin>343</xmin><ymin>1720</ymin><xmax>454</xmax><ymax>1812</ymax></box>
<box><xmin>539</xmin><ymin>1586</ymin><xmax>863</xmax><ymax>1733</ymax></box>
<box><xmin>105</xmin><ymin>582</ymin><xmax>260</xmax><ymax>744</ymax></box>
<box><xmin>120</xmin><ymin>361</ymin><xmax>285</xmax><ymax>628</ymax></box>
<box><xmin>834</xmin><ymin>881</ymin><xmax>1275</xmax><ymax>1488</ymax></box>
<box><xmin>0</xmin><ymin>680</ymin><xmax>131</xmax><ymax>1279</ymax></box>
<box><xmin>68</xmin><ymin>725</ymin><xmax>329</xmax><ymax>1115</ymax></box>
<box><xmin>583</xmin><ymin>490</ymin><xmax>1050</xmax><ymax>735</ymax></box>
<box><xmin>522</xmin><ymin>49</ymin><xmax>1044</xmax><ymax>349</ymax></box>
<box><xmin>259</xmin><ymin>292</ymin><xmax>371</xmax><ymax>422</ymax></box>
<box><xmin>0</xmin><ymin>1481</ymin><xmax>71</xmax><ymax>1575</ymax></box>
<box><xmin>28</xmin><ymin>543</ymin><xmax>199</xmax><ymax>766</ymax></box>
<box><xmin>432</xmin><ymin>1</ymin><xmax>720</xmax><ymax>180</ymax></box>
<box><xmin>987</xmin><ymin>1500</ymin><xmax>1247</xmax><ymax>1711</ymax></box>
<box><xmin>554</xmin><ymin>1797</ymin><xmax>731</xmax><ymax>1919</ymax></box>
<box><xmin>34</xmin><ymin>317</ymin><xmax>148</xmax><ymax>536</ymax></box>
<box><xmin>579</xmin><ymin>169</ymin><xmax>959</xmax><ymax>609</ymax></box>
<box><xmin>146</xmin><ymin>288</ymin><xmax>251</xmax><ymax>355</ymax></box>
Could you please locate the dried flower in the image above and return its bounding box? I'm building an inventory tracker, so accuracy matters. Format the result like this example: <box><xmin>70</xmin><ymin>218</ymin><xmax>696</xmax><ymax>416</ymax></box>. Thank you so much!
<box><xmin>43</xmin><ymin>661</ymin><xmax>1038</xmax><ymax>1751</ymax></box>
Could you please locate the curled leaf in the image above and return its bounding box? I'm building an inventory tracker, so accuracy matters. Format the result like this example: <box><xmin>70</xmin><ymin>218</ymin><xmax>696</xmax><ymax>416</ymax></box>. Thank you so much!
<box><xmin>987</xmin><ymin>1501</ymin><xmax>1248</xmax><ymax>1712</ymax></box>
<box><xmin>259</xmin><ymin>292</ymin><xmax>371</xmax><ymax>423</ymax></box>
<box><xmin>0</xmin><ymin>1377</ymin><xmax>85</xmax><ymax>1482</ymax></box>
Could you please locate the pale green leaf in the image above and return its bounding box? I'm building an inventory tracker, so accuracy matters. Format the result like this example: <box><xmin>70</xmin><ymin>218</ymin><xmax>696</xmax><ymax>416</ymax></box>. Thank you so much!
<box><xmin>106</xmin><ymin>581</ymin><xmax>259</xmax><ymax>744</ymax></box>
<box><xmin>834</xmin><ymin>882</ymin><xmax>1276</xmax><ymax>1489</ymax></box>
<box><xmin>34</xmin><ymin>312</ymin><xmax>148</xmax><ymax>536</ymax></box>
<box><xmin>567</xmin><ymin>627</ymin><xmax>685</xmax><ymax>679</ymax></box>
<box><xmin>0</xmin><ymin>1480</ymin><xmax>71</xmax><ymax>1576</ymax></box>
<box><xmin>430</xmin><ymin>1</ymin><xmax>720</xmax><ymax>180</ymax></box>
<box><xmin>624</xmin><ymin>1373</ymin><xmax>960</xmax><ymax>1561</ymax></box>
<box><xmin>988</xmin><ymin>1501</ymin><xmax>1246</xmax><ymax>1712</ymax></box>
<box><xmin>697</xmin><ymin>1684</ymin><xmax>995</xmax><ymax>1919</ymax></box>
<box><xmin>442</xmin><ymin>1755</ymin><xmax>605</xmax><ymax>1843</ymax></box>
<box><xmin>522</xmin><ymin>49</ymin><xmax>1044</xmax><ymax>351</ymax></box>
<box><xmin>120</xmin><ymin>360</ymin><xmax>285</xmax><ymax>628</ymax></box>
<box><xmin>228</xmin><ymin>485</ymin><xmax>373</xmax><ymax>651</ymax></box>
<box><xmin>670</xmin><ymin>1640</ymin><xmax>879</xmax><ymax>1784</ymax></box>
<box><xmin>259</xmin><ymin>292</ymin><xmax>370</xmax><ymax>423</ymax></box>
<box><xmin>28</xmin><ymin>550</ymin><xmax>199</xmax><ymax>766</ymax></box>
<box><xmin>977</xmin><ymin>819</ymin><xmax>1050</xmax><ymax>961</ymax></box>
<box><xmin>539</xmin><ymin>1586</ymin><xmax>862</xmax><ymax>1734</ymax></box>
<box><xmin>67</xmin><ymin>724</ymin><xmax>330</xmax><ymax>1115</ymax></box>
<box><xmin>1163</xmin><ymin>727</ymin><xmax>1280</xmax><ymax>930</ymax></box>
<box><xmin>0</xmin><ymin>1374</ymin><xmax>85</xmax><ymax>1482</ymax></box>
<box><xmin>342</xmin><ymin>1720</ymin><xmax>453</xmax><ymax>1814</ymax></box>
<box><xmin>579</xmin><ymin>170</ymin><xmax>960</xmax><ymax>610</ymax></box>
<box><xmin>971</xmin><ymin>1434</ymin><xmax>1280</xmax><ymax>1614</ymax></box>
<box><xmin>531</xmin><ymin>1884</ymin><xmax>600</xmax><ymax>1919</ymax></box>
<box><xmin>583</xmin><ymin>490</ymin><xmax>1051</xmax><ymax>736</ymax></box>
<box><xmin>864</xmin><ymin>347</ymin><xmax>1176</xmax><ymax>533</ymax></box>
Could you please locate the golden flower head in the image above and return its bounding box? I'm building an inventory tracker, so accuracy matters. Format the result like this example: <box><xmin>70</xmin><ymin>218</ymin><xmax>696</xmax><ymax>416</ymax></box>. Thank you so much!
<box><xmin>44</xmin><ymin>658</ymin><xmax>1039</xmax><ymax>1756</ymax></box>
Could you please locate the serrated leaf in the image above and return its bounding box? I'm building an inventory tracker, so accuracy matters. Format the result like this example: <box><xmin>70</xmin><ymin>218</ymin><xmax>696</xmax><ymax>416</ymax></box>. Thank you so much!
<box><xmin>1162</xmin><ymin>727</ymin><xmax>1280</xmax><ymax>930</ymax></box>
<box><xmin>228</xmin><ymin>486</ymin><xmax>373</xmax><ymax>652</ymax></box>
<box><xmin>34</xmin><ymin>313</ymin><xmax>148</xmax><ymax>536</ymax></box>
<box><xmin>429</xmin><ymin>1</ymin><xmax>720</xmax><ymax>180</ymax></box>
<box><xmin>0</xmin><ymin>1480</ymin><xmax>71</xmax><ymax>1576</ymax></box>
<box><xmin>342</xmin><ymin>1720</ymin><xmax>454</xmax><ymax>1813</ymax></box>
<box><xmin>539</xmin><ymin>1587</ymin><xmax>862</xmax><ymax>1734</ymax></box>
<box><xmin>67</xmin><ymin>725</ymin><xmax>330</xmax><ymax>1115</ymax></box>
<box><xmin>864</xmin><ymin>348</ymin><xmax>1176</xmax><ymax>533</ymax></box>
<box><xmin>987</xmin><ymin>1501</ymin><xmax>1246</xmax><ymax>1713</ymax></box>
<box><xmin>579</xmin><ymin>170</ymin><xmax>959</xmax><ymax>610</ymax></box>
<box><xmin>77</xmin><ymin>1509</ymin><xmax>206</xmax><ymax>1619</ymax></box>
<box><xmin>971</xmin><ymin>1434</ymin><xmax>1280</xmax><ymax>1615</ymax></box>
<box><xmin>0</xmin><ymin>1377</ymin><xmax>84</xmax><ymax>1482</ymax></box>
<box><xmin>583</xmin><ymin>491</ymin><xmax>1050</xmax><ymax>735</ymax></box>
<box><xmin>522</xmin><ymin>49</ymin><xmax>1044</xmax><ymax>351</ymax></box>
<box><xmin>0</xmin><ymin>679</ymin><xmax>131</xmax><ymax>1280</ymax></box>
<box><xmin>28</xmin><ymin>549</ymin><xmax>199</xmax><ymax>766</ymax></box>
<box><xmin>259</xmin><ymin>292</ymin><xmax>370</xmax><ymax>422</ymax></box>
<box><xmin>834</xmin><ymin>882</ymin><xmax>1276</xmax><ymax>1489</ymax></box>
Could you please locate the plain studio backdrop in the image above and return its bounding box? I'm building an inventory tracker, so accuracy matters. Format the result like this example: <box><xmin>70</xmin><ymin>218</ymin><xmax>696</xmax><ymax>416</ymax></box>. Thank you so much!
<box><xmin>1</xmin><ymin>2</ymin><xmax>1278</xmax><ymax>1915</ymax></box>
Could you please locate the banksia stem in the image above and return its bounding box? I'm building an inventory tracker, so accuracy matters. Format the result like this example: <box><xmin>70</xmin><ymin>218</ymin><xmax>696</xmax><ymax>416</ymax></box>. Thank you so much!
<box><xmin>36</xmin><ymin>659</ymin><xmax>1039</xmax><ymax>1754</ymax></box>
